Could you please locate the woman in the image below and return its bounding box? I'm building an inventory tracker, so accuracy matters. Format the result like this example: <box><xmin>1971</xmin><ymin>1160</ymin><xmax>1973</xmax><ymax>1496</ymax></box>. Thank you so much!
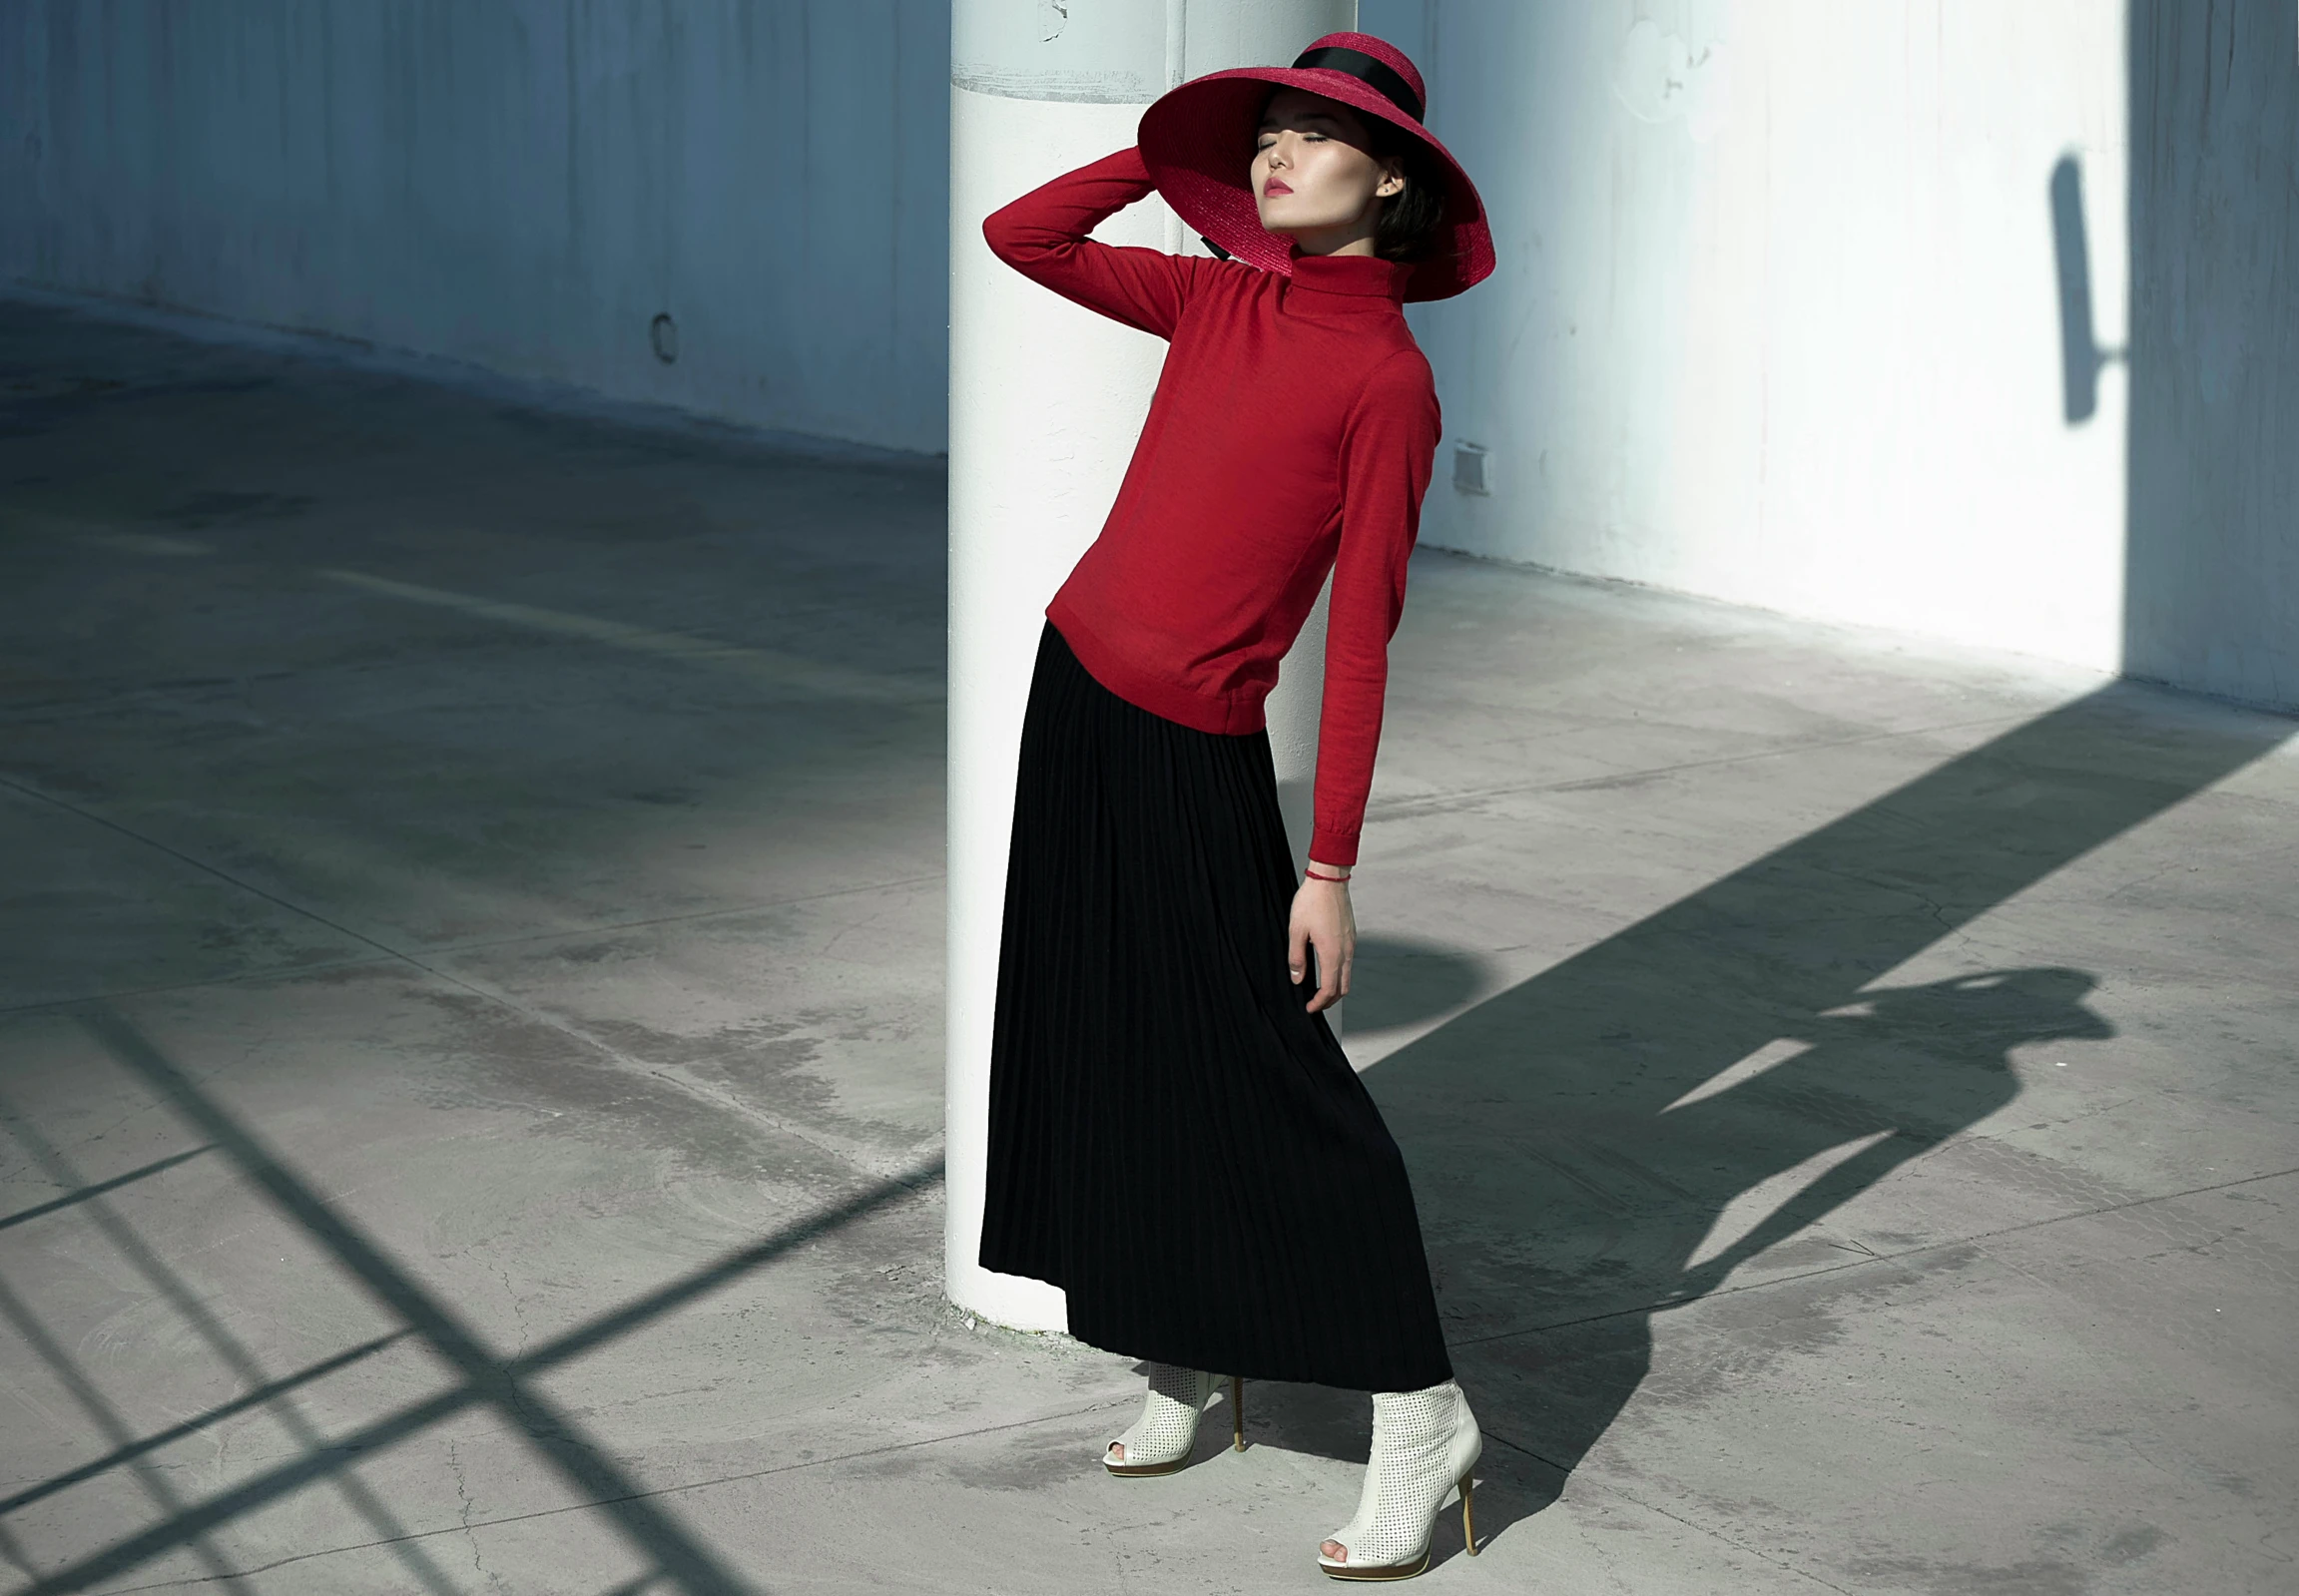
<box><xmin>976</xmin><ymin>32</ymin><xmax>1494</xmax><ymax>1582</ymax></box>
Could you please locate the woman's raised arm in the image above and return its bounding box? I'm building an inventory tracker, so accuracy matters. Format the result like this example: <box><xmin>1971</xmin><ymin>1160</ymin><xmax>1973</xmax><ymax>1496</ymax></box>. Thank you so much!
<box><xmin>982</xmin><ymin>146</ymin><xmax>1220</xmax><ymax>340</ymax></box>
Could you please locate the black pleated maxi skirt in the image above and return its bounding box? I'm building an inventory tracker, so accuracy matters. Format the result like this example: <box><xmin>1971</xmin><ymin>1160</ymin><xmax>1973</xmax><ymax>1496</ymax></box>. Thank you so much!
<box><xmin>979</xmin><ymin>619</ymin><xmax>1452</xmax><ymax>1393</ymax></box>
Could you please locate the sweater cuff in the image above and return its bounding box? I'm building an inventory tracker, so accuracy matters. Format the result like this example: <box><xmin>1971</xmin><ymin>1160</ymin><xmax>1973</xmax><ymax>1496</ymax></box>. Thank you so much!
<box><xmin>1307</xmin><ymin>828</ymin><xmax>1360</xmax><ymax>868</ymax></box>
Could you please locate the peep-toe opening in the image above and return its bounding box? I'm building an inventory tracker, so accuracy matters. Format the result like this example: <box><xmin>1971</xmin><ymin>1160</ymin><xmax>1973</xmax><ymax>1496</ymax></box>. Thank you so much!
<box><xmin>1317</xmin><ymin>1381</ymin><xmax>1482</xmax><ymax>1580</ymax></box>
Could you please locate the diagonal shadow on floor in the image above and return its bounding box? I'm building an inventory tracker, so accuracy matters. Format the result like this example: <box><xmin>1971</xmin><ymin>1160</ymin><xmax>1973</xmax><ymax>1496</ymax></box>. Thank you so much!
<box><xmin>0</xmin><ymin>1094</ymin><xmax>470</xmax><ymax>1595</ymax></box>
<box><xmin>4</xmin><ymin>1008</ymin><xmax>943</xmax><ymax>1596</ymax></box>
<box><xmin>1244</xmin><ymin>681</ymin><xmax>2290</xmax><ymax>1566</ymax></box>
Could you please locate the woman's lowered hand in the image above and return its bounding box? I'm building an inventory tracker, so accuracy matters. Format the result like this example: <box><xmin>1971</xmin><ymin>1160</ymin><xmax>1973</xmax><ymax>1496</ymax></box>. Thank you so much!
<box><xmin>1288</xmin><ymin>863</ymin><xmax>1355</xmax><ymax>1014</ymax></box>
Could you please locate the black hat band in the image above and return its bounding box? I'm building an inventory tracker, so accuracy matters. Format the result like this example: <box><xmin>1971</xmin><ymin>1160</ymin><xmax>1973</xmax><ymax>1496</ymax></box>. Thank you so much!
<box><xmin>1290</xmin><ymin>46</ymin><xmax>1426</xmax><ymax>124</ymax></box>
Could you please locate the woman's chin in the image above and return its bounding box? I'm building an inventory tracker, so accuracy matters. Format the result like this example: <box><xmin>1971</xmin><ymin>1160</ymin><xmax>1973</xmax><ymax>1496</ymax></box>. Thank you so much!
<box><xmin>1256</xmin><ymin>203</ymin><xmax>1321</xmax><ymax>237</ymax></box>
<box><xmin>1257</xmin><ymin>206</ymin><xmax>1358</xmax><ymax>243</ymax></box>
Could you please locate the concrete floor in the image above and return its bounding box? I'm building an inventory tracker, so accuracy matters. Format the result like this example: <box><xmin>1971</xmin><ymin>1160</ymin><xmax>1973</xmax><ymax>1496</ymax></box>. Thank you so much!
<box><xmin>0</xmin><ymin>291</ymin><xmax>2294</xmax><ymax>1596</ymax></box>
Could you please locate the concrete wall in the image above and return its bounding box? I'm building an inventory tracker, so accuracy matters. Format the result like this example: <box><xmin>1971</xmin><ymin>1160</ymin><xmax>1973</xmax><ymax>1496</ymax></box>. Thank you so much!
<box><xmin>1367</xmin><ymin>0</ymin><xmax>2295</xmax><ymax>710</ymax></box>
<box><xmin>2123</xmin><ymin>1</ymin><xmax>2299</xmax><ymax>709</ymax></box>
<box><xmin>0</xmin><ymin>0</ymin><xmax>950</xmax><ymax>455</ymax></box>
<box><xmin>11</xmin><ymin>3</ymin><xmax>2287</xmax><ymax>703</ymax></box>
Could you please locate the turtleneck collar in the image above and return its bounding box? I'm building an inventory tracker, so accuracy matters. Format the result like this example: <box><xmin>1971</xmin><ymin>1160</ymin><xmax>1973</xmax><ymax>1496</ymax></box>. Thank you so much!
<box><xmin>1284</xmin><ymin>248</ymin><xmax>1414</xmax><ymax>302</ymax></box>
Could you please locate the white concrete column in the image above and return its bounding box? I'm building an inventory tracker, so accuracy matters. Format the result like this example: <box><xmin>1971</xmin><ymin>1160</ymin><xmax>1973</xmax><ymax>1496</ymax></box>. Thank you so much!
<box><xmin>946</xmin><ymin>0</ymin><xmax>1355</xmax><ymax>1330</ymax></box>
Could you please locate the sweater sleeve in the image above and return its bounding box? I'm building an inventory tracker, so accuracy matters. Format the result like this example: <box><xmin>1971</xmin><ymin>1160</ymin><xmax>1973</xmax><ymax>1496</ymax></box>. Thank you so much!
<box><xmin>980</xmin><ymin>146</ymin><xmax>1209</xmax><ymax>339</ymax></box>
<box><xmin>1310</xmin><ymin>350</ymin><xmax>1441</xmax><ymax>866</ymax></box>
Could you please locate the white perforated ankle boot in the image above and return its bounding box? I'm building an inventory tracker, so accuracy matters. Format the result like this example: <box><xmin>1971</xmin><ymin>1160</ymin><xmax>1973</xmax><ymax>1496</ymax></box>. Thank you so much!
<box><xmin>1103</xmin><ymin>1363</ymin><xmax>1244</xmax><ymax>1476</ymax></box>
<box><xmin>1318</xmin><ymin>1379</ymin><xmax>1481</xmax><ymax>1580</ymax></box>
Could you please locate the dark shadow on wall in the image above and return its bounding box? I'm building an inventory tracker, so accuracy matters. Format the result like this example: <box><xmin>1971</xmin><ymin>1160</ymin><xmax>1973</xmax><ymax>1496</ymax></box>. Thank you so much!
<box><xmin>2049</xmin><ymin>154</ymin><xmax>2121</xmax><ymax>425</ymax></box>
<box><xmin>2121</xmin><ymin>1</ymin><xmax>2299</xmax><ymax>710</ymax></box>
<box><xmin>1289</xmin><ymin>682</ymin><xmax>2291</xmax><ymax>1561</ymax></box>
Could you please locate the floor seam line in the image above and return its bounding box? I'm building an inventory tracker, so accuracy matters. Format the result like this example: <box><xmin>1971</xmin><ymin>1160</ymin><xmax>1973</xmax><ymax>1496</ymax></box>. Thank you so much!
<box><xmin>1570</xmin><ymin>1468</ymin><xmax>1856</xmax><ymax>1593</ymax></box>
<box><xmin>417</xmin><ymin>872</ymin><xmax>948</xmax><ymax>954</ymax></box>
<box><xmin>0</xmin><ymin>772</ymin><xmax>919</xmax><ymax>1185</ymax></box>
<box><xmin>1449</xmin><ymin>1163</ymin><xmax>2299</xmax><ymax>1349</ymax></box>
<box><xmin>80</xmin><ymin>1399</ymin><xmax>1125</xmax><ymax>1595</ymax></box>
<box><xmin>392</xmin><ymin>959</ymin><xmax>932</xmax><ymax>1185</ymax></box>
<box><xmin>1368</xmin><ymin>710</ymin><xmax>2036</xmax><ymax>819</ymax></box>
<box><xmin>0</xmin><ymin>871</ymin><xmax>948</xmax><ymax>1020</ymax></box>
<box><xmin>1470</xmin><ymin>1426</ymin><xmax>1856</xmax><ymax>1590</ymax></box>
<box><xmin>0</xmin><ymin>773</ymin><xmax>417</xmax><ymax>968</ymax></box>
<box><xmin>0</xmin><ymin>954</ymin><xmax>404</xmax><ymax>1019</ymax></box>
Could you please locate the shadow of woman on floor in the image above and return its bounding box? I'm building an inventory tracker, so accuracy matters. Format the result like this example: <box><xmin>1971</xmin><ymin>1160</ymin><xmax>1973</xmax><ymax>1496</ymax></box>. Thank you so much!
<box><xmin>1246</xmin><ymin>683</ymin><xmax>2279</xmax><ymax>1565</ymax></box>
<box><xmin>1245</xmin><ymin>965</ymin><xmax>2106</xmax><ymax>1564</ymax></box>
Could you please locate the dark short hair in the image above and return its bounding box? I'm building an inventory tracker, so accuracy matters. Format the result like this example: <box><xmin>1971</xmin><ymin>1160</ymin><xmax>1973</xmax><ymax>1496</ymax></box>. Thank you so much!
<box><xmin>1362</xmin><ymin>120</ymin><xmax>1447</xmax><ymax>264</ymax></box>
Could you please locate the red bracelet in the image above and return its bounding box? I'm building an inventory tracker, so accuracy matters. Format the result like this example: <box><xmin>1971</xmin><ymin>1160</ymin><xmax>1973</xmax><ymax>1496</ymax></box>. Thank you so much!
<box><xmin>1303</xmin><ymin>868</ymin><xmax>1351</xmax><ymax>883</ymax></box>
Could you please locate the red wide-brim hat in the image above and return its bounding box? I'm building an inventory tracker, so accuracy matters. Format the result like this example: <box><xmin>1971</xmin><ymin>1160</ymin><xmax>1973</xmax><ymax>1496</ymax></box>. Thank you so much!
<box><xmin>1137</xmin><ymin>31</ymin><xmax>1493</xmax><ymax>303</ymax></box>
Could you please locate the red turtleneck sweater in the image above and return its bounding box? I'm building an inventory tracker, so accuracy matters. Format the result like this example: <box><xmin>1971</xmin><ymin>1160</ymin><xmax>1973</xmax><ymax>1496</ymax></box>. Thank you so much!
<box><xmin>982</xmin><ymin>146</ymin><xmax>1440</xmax><ymax>867</ymax></box>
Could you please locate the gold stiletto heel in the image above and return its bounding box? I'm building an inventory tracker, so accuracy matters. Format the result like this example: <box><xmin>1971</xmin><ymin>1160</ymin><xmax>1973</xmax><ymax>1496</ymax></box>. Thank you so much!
<box><xmin>1460</xmin><ymin>1473</ymin><xmax>1477</xmax><ymax>1555</ymax></box>
<box><xmin>1233</xmin><ymin>1374</ymin><xmax>1247</xmax><ymax>1451</ymax></box>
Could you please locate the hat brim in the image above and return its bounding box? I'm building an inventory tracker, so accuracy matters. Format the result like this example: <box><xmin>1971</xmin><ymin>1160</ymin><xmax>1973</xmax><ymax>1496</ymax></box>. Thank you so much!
<box><xmin>1137</xmin><ymin>69</ymin><xmax>1493</xmax><ymax>302</ymax></box>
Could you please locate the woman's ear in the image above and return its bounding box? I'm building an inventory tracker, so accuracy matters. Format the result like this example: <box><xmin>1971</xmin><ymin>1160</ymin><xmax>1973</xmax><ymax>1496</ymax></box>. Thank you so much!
<box><xmin>1376</xmin><ymin>159</ymin><xmax>1406</xmax><ymax>199</ymax></box>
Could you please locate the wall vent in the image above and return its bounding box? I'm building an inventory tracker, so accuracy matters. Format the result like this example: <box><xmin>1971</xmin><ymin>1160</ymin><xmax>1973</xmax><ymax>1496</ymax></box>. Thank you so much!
<box><xmin>1452</xmin><ymin>441</ymin><xmax>1490</xmax><ymax>495</ymax></box>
